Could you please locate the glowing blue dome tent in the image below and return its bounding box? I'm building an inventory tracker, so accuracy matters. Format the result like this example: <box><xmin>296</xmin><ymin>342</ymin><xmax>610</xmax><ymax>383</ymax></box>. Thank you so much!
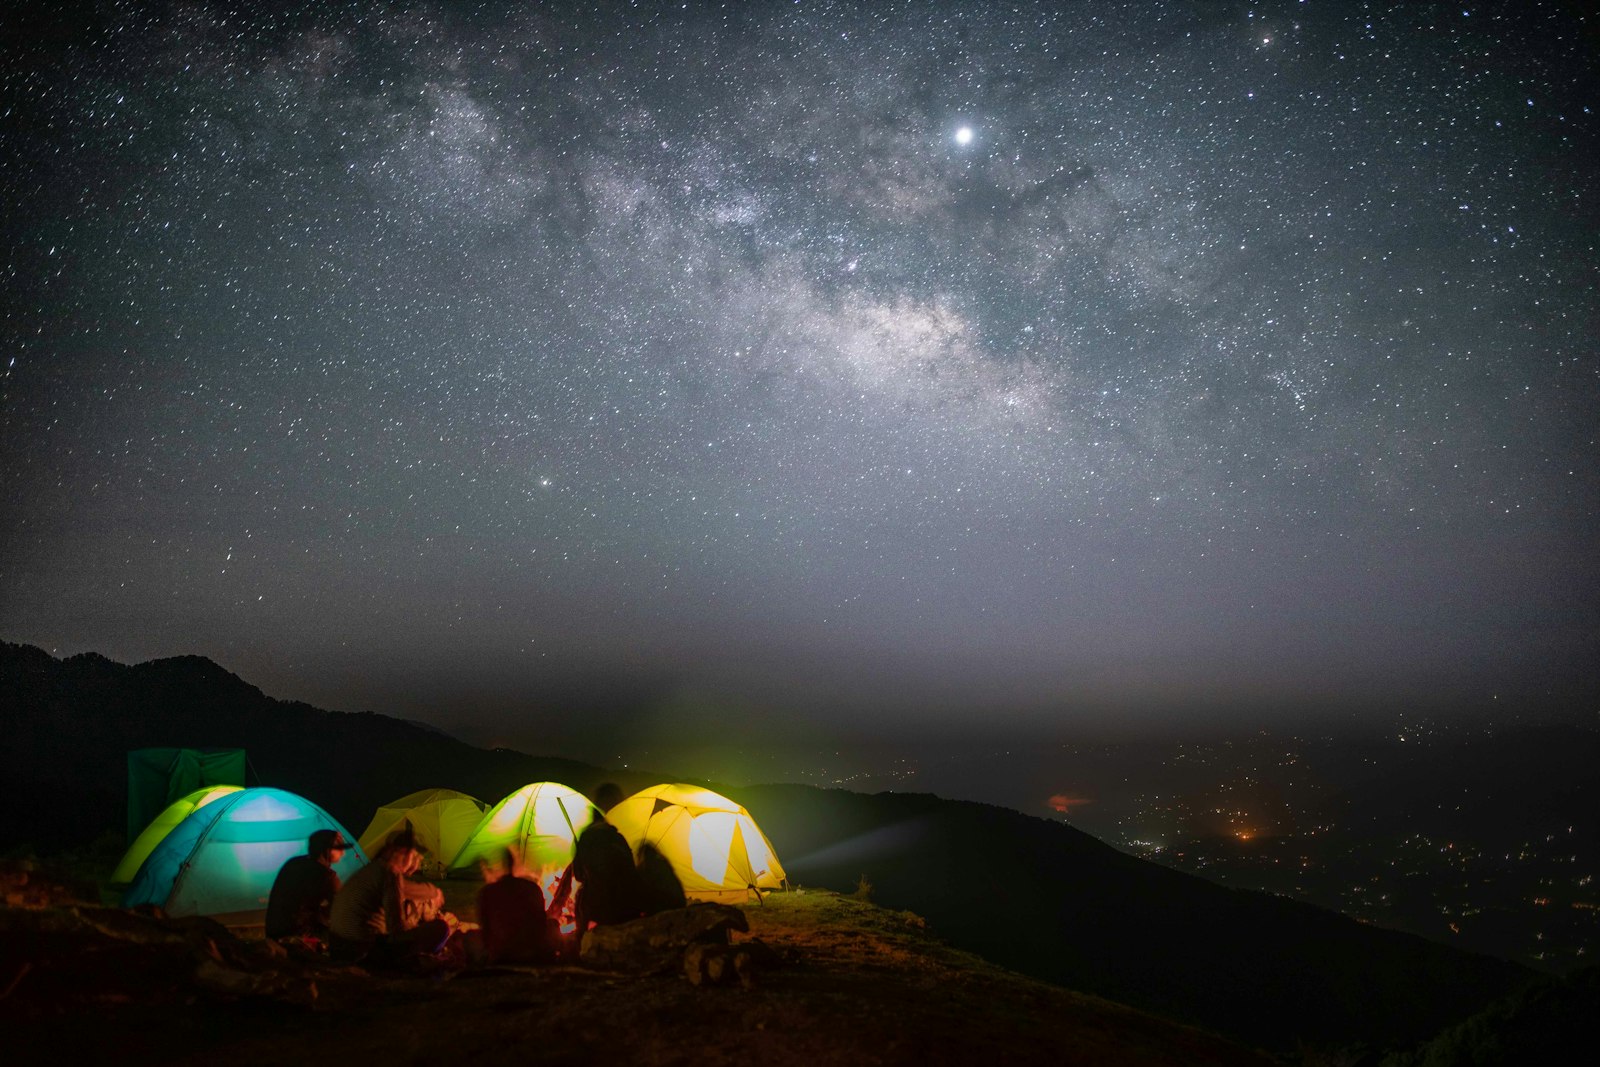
<box><xmin>121</xmin><ymin>787</ymin><xmax>366</xmax><ymax>918</ymax></box>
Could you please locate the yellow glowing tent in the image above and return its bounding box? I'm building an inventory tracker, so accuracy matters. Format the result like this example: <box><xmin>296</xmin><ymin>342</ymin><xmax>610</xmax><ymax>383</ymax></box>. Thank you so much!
<box><xmin>447</xmin><ymin>782</ymin><xmax>600</xmax><ymax>876</ymax></box>
<box><xmin>110</xmin><ymin>784</ymin><xmax>243</xmax><ymax>885</ymax></box>
<box><xmin>356</xmin><ymin>788</ymin><xmax>487</xmax><ymax>878</ymax></box>
<box><xmin>608</xmin><ymin>784</ymin><xmax>786</xmax><ymax>902</ymax></box>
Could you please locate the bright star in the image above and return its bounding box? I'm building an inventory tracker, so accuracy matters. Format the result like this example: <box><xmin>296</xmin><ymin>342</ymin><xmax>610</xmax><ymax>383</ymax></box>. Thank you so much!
<box><xmin>954</xmin><ymin>126</ymin><xmax>974</xmax><ymax>146</ymax></box>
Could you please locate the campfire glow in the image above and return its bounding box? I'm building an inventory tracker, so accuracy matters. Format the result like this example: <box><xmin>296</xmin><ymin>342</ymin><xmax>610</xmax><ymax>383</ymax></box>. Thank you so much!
<box><xmin>538</xmin><ymin>867</ymin><xmax>580</xmax><ymax>936</ymax></box>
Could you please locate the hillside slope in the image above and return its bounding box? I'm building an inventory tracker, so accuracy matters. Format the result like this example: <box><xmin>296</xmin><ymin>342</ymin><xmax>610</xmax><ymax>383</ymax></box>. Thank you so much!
<box><xmin>4</xmin><ymin>891</ymin><xmax>1271</xmax><ymax>1067</ymax></box>
<box><xmin>728</xmin><ymin>784</ymin><xmax>1530</xmax><ymax>1053</ymax></box>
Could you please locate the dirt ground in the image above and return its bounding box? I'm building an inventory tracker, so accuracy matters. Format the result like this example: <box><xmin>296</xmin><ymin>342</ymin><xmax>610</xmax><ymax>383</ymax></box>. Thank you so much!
<box><xmin>7</xmin><ymin>889</ymin><xmax>1274</xmax><ymax>1066</ymax></box>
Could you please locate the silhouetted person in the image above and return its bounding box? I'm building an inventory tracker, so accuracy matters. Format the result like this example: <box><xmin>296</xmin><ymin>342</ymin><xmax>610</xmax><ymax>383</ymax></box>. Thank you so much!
<box><xmin>573</xmin><ymin>783</ymin><xmax>642</xmax><ymax>938</ymax></box>
<box><xmin>264</xmin><ymin>828</ymin><xmax>350</xmax><ymax>942</ymax></box>
<box><xmin>635</xmin><ymin>841</ymin><xmax>686</xmax><ymax>916</ymax></box>
<box><xmin>329</xmin><ymin>826</ymin><xmax>449</xmax><ymax>966</ymax></box>
<box><xmin>476</xmin><ymin>849</ymin><xmax>557</xmax><ymax>964</ymax></box>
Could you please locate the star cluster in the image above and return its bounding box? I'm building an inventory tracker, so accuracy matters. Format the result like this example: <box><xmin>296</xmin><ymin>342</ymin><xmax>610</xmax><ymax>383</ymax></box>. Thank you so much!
<box><xmin>2</xmin><ymin>2</ymin><xmax>1595</xmax><ymax>750</ymax></box>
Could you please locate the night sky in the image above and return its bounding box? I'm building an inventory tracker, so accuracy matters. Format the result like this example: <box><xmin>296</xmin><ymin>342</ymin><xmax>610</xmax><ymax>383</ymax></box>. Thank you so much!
<box><xmin>3</xmin><ymin>2</ymin><xmax>1596</xmax><ymax>764</ymax></box>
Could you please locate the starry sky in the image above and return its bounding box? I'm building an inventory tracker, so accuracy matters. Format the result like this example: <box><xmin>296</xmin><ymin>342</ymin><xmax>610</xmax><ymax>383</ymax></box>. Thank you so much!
<box><xmin>3</xmin><ymin>1</ymin><xmax>1596</xmax><ymax>764</ymax></box>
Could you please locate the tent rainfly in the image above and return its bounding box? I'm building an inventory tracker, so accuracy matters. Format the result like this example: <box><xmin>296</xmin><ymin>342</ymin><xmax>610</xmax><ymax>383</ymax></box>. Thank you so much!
<box><xmin>110</xmin><ymin>784</ymin><xmax>243</xmax><ymax>885</ymax></box>
<box><xmin>121</xmin><ymin>787</ymin><xmax>366</xmax><ymax>918</ymax></box>
<box><xmin>608</xmin><ymin>783</ymin><xmax>786</xmax><ymax>902</ymax></box>
<box><xmin>448</xmin><ymin>782</ymin><xmax>599</xmax><ymax>875</ymax></box>
<box><xmin>126</xmin><ymin>747</ymin><xmax>248</xmax><ymax>842</ymax></box>
<box><xmin>356</xmin><ymin>788</ymin><xmax>487</xmax><ymax>877</ymax></box>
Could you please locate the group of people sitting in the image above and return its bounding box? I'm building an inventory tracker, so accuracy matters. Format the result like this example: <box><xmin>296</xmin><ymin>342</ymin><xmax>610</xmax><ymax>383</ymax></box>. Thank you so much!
<box><xmin>262</xmin><ymin>782</ymin><xmax>683</xmax><ymax>970</ymax></box>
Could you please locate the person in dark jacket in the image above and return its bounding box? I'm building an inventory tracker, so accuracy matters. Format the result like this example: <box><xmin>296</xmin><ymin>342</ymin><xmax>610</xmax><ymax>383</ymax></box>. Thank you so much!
<box><xmin>476</xmin><ymin>849</ymin><xmax>557</xmax><ymax>964</ymax></box>
<box><xmin>572</xmin><ymin>783</ymin><xmax>641</xmax><ymax>938</ymax></box>
<box><xmin>264</xmin><ymin>829</ymin><xmax>350</xmax><ymax>942</ymax></box>
<box><xmin>635</xmin><ymin>841</ymin><xmax>686</xmax><ymax>916</ymax></box>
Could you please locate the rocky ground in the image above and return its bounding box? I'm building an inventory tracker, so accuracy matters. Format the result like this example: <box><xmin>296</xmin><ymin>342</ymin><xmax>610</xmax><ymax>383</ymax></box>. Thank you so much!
<box><xmin>2</xmin><ymin>871</ymin><xmax>1271</xmax><ymax>1066</ymax></box>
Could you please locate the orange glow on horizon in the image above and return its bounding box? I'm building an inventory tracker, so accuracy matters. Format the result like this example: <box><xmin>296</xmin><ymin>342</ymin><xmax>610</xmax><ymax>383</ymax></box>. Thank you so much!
<box><xmin>1048</xmin><ymin>793</ymin><xmax>1093</xmax><ymax>814</ymax></box>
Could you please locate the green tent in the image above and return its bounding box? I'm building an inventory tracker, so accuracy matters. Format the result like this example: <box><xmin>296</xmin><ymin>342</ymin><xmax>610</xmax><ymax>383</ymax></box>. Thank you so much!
<box><xmin>356</xmin><ymin>788</ymin><xmax>486</xmax><ymax>878</ymax></box>
<box><xmin>448</xmin><ymin>782</ymin><xmax>599</xmax><ymax>876</ymax></box>
<box><xmin>110</xmin><ymin>784</ymin><xmax>242</xmax><ymax>885</ymax></box>
<box><xmin>121</xmin><ymin>787</ymin><xmax>364</xmax><ymax>918</ymax></box>
<box><xmin>126</xmin><ymin>748</ymin><xmax>247</xmax><ymax>841</ymax></box>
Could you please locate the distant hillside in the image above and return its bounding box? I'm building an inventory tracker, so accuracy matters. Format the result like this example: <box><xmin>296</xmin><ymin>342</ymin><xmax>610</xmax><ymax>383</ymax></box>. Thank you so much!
<box><xmin>1379</xmin><ymin>965</ymin><xmax>1598</xmax><ymax>1066</ymax></box>
<box><xmin>1</xmin><ymin>641</ymin><xmax>1532</xmax><ymax>1054</ymax></box>
<box><xmin>0</xmin><ymin>641</ymin><xmax>621</xmax><ymax>844</ymax></box>
<box><xmin>729</xmin><ymin>783</ymin><xmax>1532</xmax><ymax>1053</ymax></box>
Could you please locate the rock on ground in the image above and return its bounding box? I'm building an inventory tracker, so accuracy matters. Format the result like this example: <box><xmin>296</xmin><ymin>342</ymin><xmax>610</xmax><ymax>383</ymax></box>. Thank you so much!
<box><xmin>578</xmin><ymin>903</ymin><xmax>748</xmax><ymax>974</ymax></box>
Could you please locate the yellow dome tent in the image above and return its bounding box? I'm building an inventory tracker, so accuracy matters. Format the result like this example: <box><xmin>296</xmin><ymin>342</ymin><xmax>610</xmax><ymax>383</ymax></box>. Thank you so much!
<box><xmin>111</xmin><ymin>784</ymin><xmax>243</xmax><ymax>885</ymax></box>
<box><xmin>447</xmin><ymin>782</ymin><xmax>599</xmax><ymax>876</ymax></box>
<box><xmin>608</xmin><ymin>784</ymin><xmax>786</xmax><ymax>902</ymax></box>
<box><xmin>356</xmin><ymin>788</ymin><xmax>487</xmax><ymax>878</ymax></box>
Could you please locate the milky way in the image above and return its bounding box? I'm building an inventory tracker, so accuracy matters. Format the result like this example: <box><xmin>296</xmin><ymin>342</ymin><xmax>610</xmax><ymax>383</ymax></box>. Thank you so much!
<box><xmin>3</xmin><ymin>2</ymin><xmax>1595</xmax><ymax>753</ymax></box>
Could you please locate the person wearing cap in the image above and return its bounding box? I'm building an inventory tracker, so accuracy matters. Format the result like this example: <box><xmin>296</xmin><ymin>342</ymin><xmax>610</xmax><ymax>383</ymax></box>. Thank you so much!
<box><xmin>265</xmin><ymin>828</ymin><xmax>351</xmax><ymax>942</ymax></box>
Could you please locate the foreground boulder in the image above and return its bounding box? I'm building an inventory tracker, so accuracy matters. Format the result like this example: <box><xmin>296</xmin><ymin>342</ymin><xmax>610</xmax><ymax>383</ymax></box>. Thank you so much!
<box><xmin>0</xmin><ymin>859</ymin><xmax>95</xmax><ymax>910</ymax></box>
<box><xmin>0</xmin><ymin>906</ymin><xmax>315</xmax><ymax>1014</ymax></box>
<box><xmin>682</xmin><ymin>938</ymin><xmax>782</xmax><ymax>989</ymax></box>
<box><xmin>578</xmin><ymin>904</ymin><xmax>748</xmax><ymax>974</ymax></box>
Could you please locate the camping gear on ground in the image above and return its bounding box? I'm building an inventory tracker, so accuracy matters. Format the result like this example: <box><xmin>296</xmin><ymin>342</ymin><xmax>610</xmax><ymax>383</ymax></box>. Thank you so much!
<box><xmin>607</xmin><ymin>784</ymin><xmax>786</xmax><ymax>902</ymax></box>
<box><xmin>356</xmin><ymin>788</ymin><xmax>487</xmax><ymax>878</ymax></box>
<box><xmin>127</xmin><ymin>747</ymin><xmax>247</xmax><ymax>841</ymax></box>
<box><xmin>121</xmin><ymin>787</ymin><xmax>365</xmax><ymax>918</ymax></box>
<box><xmin>110</xmin><ymin>784</ymin><xmax>243</xmax><ymax>885</ymax></box>
<box><xmin>448</xmin><ymin>782</ymin><xmax>599</xmax><ymax>876</ymax></box>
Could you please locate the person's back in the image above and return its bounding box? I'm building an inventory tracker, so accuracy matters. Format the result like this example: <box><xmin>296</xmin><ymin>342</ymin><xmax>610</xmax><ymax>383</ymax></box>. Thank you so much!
<box><xmin>477</xmin><ymin>871</ymin><xmax>555</xmax><ymax>964</ymax></box>
<box><xmin>574</xmin><ymin>819</ymin><xmax>636</xmax><ymax>922</ymax></box>
<box><xmin>265</xmin><ymin>854</ymin><xmax>340</xmax><ymax>939</ymax></box>
<box><xmin>635</xmin><ymin>842</ymin><xmax>685</xmax><ymax>916</ymax></box>
<box><xmin>573</xmin><ymin>783</ymin><xmax>642</xmax><ymax>931</ymax></box>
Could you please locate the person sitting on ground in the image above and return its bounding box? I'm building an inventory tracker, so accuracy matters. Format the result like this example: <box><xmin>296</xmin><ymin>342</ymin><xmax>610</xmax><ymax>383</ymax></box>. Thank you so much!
<box><xmin>635</xmin><ymin>841</ymin><xmax>686</xmax><ymax>916</ymax></box>
<box><xmin>476</xmin><ymin>849</ymin><xmax>558</xmax><ymax>965</ymax></box>
<box><xmin>264</xmin><ymin>828</ymin><xmax>351</xmax><ymax>943</ymax></box>
<box><xmin>572</xmin><ymin>783</ymin><xmax>643</xmax><ymax>939</ymax></box>
<box><xmin>328</xmin><ymin>826</ymin><xmax>449</xmax><ymax>966</ymax></box>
